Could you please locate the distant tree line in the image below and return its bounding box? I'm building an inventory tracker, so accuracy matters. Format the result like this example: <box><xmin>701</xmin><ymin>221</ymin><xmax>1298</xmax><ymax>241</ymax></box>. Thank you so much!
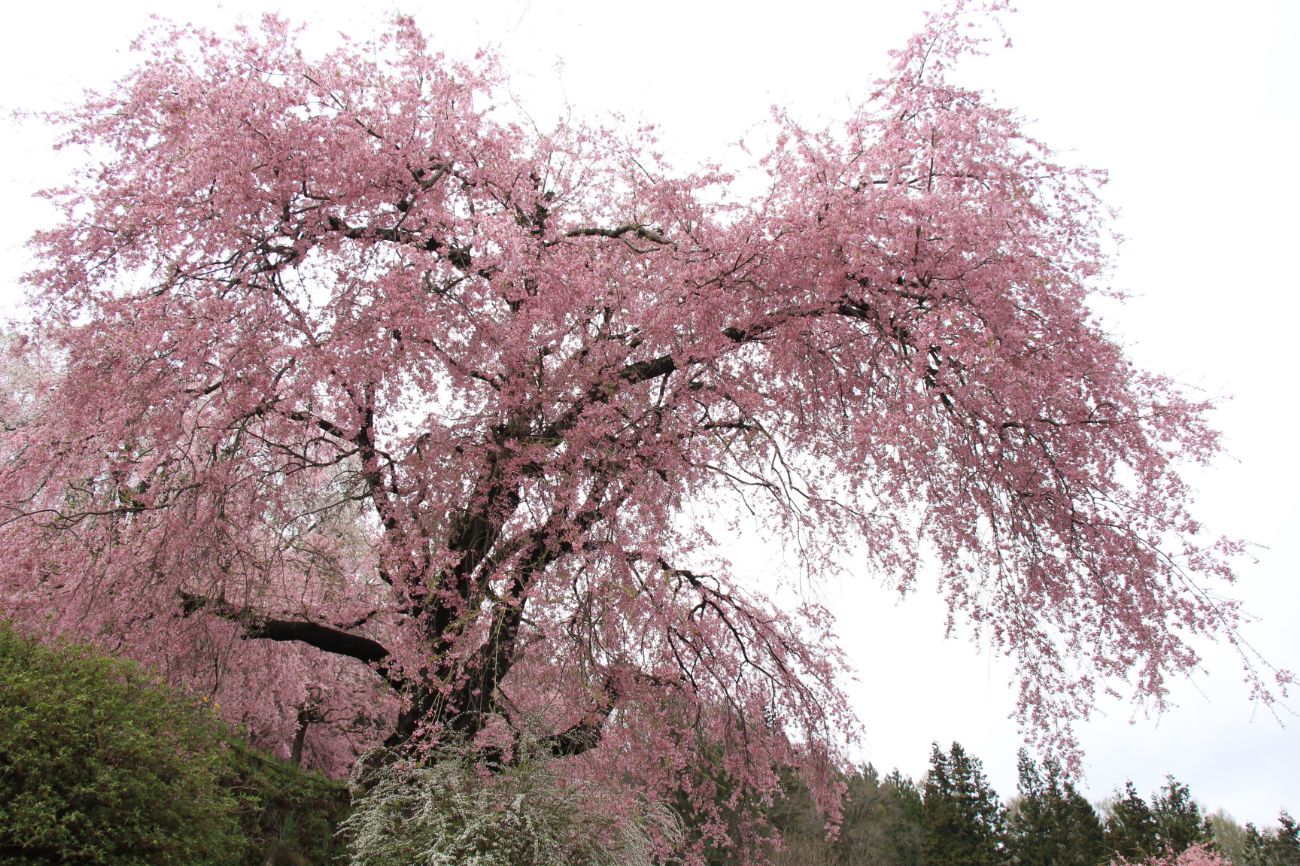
<box><xmin>753</xmin><ymin>742</ymin><xmax>1298</xmax><ymax>866</ymax></box>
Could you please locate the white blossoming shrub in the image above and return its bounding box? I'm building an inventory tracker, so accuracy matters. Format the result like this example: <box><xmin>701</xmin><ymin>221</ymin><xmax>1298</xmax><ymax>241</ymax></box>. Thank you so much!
<box><xmin>341</xmin><ymin>738</ymin><xmax>681</xmax><ymax>866</ymax></box>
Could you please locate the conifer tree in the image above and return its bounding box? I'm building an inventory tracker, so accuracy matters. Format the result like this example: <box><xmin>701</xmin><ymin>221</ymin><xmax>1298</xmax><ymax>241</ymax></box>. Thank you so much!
<box><xmin>1278</xmin><ymin>813</ymin><xmax>1300</xmax><ymax>862</ymax></box>
<box><xmin>766</xmin><ymin>764</ymin><xmax>925</xmax><ymax>866</ymax></box>
<box><xmin>836</xmin><ymin>766</ymin><xmax>924</xmax><ymax>866</ymax></box>
<box><xmin>1007</xmin><ymin>750</ymin><xmax>1104</xmax><ymax>866</ymax></box>
<box><xmin>880</xmin><ymin>769</ymin><xmax>926</xmax><ymax>866</ymax></box>
<box><xmin>1106</xmin><ymin>782</ymin><xmax>1161</xmax><ymax>861</ymax></box>
<box><xmin>1242</xmin><ymin>812</ymin><xmax>1300</xmax><ymax>866</ymax></box>
<box><xmin>1152</xmin><ymin>777</ymin><xmax>1212</xmax><ymax>855</ymax></box>
<box><xmin>922</xmin><ymin>743</ymin><xmax>1006</xmax><ymax>866</ymax></box>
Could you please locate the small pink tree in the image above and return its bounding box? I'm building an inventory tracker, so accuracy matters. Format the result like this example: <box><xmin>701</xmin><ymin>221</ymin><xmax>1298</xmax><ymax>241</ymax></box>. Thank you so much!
<box><xmin>0</xmin><ymin>2</ymin><xmax>1285</xmax><ymax>860</ymax></box>
<box><xmin>1118</xmin><ymin>843</ymin><xmax>1233</xmax><ymax>866</ymax></box>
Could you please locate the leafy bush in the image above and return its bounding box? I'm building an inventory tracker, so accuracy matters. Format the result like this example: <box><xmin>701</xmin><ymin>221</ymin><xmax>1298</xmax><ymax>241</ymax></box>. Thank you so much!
<box><xmin>341</xmin><ymin>738</ymin><xmax>680</xmax><ymax>866</ymax></box>
<box><xmin>0</xmin><ymin>622</ymin><xmax>244</xmax><ymax>864</ymax></box>
<box><xmin>222</xmin><ymin>736</ymin><xmax>350</xmax><ymax>866</ymax></box>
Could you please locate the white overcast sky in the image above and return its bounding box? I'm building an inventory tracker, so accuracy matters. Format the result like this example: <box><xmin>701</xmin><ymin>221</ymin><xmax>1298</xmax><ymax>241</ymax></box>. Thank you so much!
<box><xmin>2</xmin><ymin>0</ymin><xmax>1297</xmax><ymax>828</ymax></box>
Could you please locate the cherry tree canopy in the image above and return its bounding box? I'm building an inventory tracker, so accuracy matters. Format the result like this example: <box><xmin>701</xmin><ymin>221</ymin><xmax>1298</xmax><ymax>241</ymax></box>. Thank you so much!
<box><xmin>0</xmin><ymin>3</ymin><xmax>1282</xmax><ymax>856</ymax></box>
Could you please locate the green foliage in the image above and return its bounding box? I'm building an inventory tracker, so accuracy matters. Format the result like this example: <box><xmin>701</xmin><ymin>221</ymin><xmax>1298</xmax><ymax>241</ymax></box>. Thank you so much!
<box><xmin>764</xmin><ymin>767</ymin><xmax>830</xmax><ymax>866</ymax></box>
<box><xmin>1208</xmin><ymin>810</ymin><xmax>1251</xmax><ymax>865</ymax></box>
<box><xmin>221</xmin><ymin>737</ymin><xmax>350</xmax><ymax>866</ymax></box>
<box><xmin>686</xmin><ymin>743</ymin><xmax>1289</xmax><ymax>866</ymax></box>
<box><xmin>1006</xmin><ymin>750</ymin><xmax>1104</xmax><ymax>866</ymax></box>
<box><xmin>1152</xmin><ymin>776</ymin><xmax>1212</xmax><ymax>855</ymax></box>
<box><xmin>340</xmin><ymin>739</ymin><xmax>680</xmax><ymax>866</ymax></box>
<box><xmin>0</xmin><ymin>622</ymin><xmax>243</xmax><ymax>865</ymax></box>
<box><xmin>4</xmin><ymin>614</ymin><xmax>1277</xmax><ymax>866</ymax></box>
<box><xmin>1104</xmin><ymin>776</ymin><xmax>1212</xmax><ymax>862</ymax></box>
<box><xmin>1106</xmin><ymin>782</ymin><xmax>1162</xmax><ymax>861</ymax></box>
<box><xmin>838</xmin><ymin>766</ymin><xmax>925</xmax><ymax>866</ymax></box>
<box><xmin>1241</xmin><ymin>812</ymin><xmax>1300</xmax><ymax>866</ymax></box>
<box><xmin>765</xmin><ymin>764</ymin><xmax>922</xmax><ymax>866</ymax></box>
<box><xmin>0</xmin><ymin>623</ymin><xmax>351</xmax><ymax>866</ymax></box>
<box><xmin>921</xmin><ymin>742</ymin><xmax>1006</xmax><ymax>866</ymax></box>
<box><xmin>670</xmin><ymin>740</ymin><xmax>776</xmax><ymax>866</ymax></box>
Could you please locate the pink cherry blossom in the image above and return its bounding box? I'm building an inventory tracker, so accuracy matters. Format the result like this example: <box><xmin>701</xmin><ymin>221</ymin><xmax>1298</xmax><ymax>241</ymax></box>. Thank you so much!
<box><xmin>0</xmin><ymin>4</ymin><xmax>1283</xmax><ymax>861</ymax></box>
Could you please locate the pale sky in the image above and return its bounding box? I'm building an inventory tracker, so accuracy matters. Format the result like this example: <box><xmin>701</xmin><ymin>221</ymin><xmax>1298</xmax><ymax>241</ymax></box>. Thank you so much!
<box><xmin>2</xmin><ymin>0</ymin><xmax>1297</xmax><ymax>829</ymax></box>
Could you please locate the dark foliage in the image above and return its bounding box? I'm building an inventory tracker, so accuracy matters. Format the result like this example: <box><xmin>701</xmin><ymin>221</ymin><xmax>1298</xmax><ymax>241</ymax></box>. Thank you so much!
<box><xmin>1006</xmin><ymin>749</ymin><xmax>1105</xmax><ymax>866</ymax></box>
<box><xmin>921</xmin><ymin>743</ymin><xmax>1007</xmax><ymax>866</ymax></box>
<box><xmin>1243</xmin><ymin>812</ymin><xmax>1300</xmax><ymax>866</ymax></box>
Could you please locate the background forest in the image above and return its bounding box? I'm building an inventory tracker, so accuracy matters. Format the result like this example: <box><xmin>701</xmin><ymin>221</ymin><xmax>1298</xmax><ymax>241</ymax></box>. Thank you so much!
<box><xmin>763</xmin><ymin>744</ymin><xmax>1298</xmax><ymax>866</ymax></box>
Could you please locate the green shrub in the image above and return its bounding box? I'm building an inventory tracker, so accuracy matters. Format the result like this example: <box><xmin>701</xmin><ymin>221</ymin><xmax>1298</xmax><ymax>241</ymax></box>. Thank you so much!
<box><xmin>222</xmin><ymin>736</ymin><xmax>350</xmax><ymax>866</ymax></box>
<box><xmin>0</xmin><ymin>623</ymin><xmax>243</xmax><ymax>865</ymax></box>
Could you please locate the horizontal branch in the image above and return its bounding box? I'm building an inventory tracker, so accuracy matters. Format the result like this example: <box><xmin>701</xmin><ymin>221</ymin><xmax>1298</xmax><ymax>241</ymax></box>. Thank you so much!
<box><xmin>178</xmin><ymin>593</ymin><xmax>399</xmax><ymax>684</ymax></box>
<box><xmin>540</xmin><ymin>715</ymin><xmax>608</xmax><ymax>757</ymax></box>
<box><xmin>325</xmin><ymin>215</ymin><xmax>475</xmax><ymax>271</ymax></box>
<box><xmin>559</xmin><ymin>223</ymin><xmax>669</xmax><ymax>245</ymax></box>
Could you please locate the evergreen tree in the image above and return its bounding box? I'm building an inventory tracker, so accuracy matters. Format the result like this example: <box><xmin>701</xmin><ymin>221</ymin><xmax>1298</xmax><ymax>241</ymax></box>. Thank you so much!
<box><xmin>922</xmin><ymin>743</ymin><xmax>1006</xmax><ymax>866</ymax></box>
<box><xmin>878</xmin><ymin>769</ymin><xmax>926</xmax><ymax>866</ymax></box>
<box><xmin>1105</xmin><ymin>782</ymin><xmax>1161</xmax><ymax>861</ymax></box>
<box><xmin>766</xmin><ymin>766</ymin><xmax>827</xmax><ymax>866</ymax></box>
<box><xmin>1152</xmin><ymin>776</ymin><xmax>1212</xmax><ymax>854</ymax></box>
<box><xmin>1242</xmin><ymin>812</ymin><xmax>1300</xmax><ymax>866</ymax></box>
<box><xmin>1057</xmin><ymin>775</ymin><xmax>1107</xmax><ymax>865</ymax></box>
<box><xmin>1009</xmin><ymin>753</ymin><xmax>1049</xmax><ymax>865</ymax></box>
<box><xmin>1278</xmin><ymin>813</ymin><xmax>1300</xmax><ymax>863</ymax></box>
<box><xmin>1244</xmin><ymin>823</ymin><xmax>1268</xmax><ymax>865</ymax></box>
<box><xmin>1007</xmin><ymin>750</ymin><xmax>1105</xmax><ymax>866</ymax></box>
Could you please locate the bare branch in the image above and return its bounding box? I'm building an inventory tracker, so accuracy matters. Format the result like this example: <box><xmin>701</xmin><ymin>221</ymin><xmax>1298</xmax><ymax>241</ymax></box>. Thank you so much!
<box><xmin>178</xmin><ymin>592</ymin><xmax>399</xmax><ymax>684</ymax></box>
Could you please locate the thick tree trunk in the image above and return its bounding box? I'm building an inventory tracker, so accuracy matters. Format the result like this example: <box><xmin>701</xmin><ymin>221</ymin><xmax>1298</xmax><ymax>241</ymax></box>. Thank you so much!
<box><xmin>290</xmin><ymin>715</ymin><xmax>309</xmax><ymax>766</ymax></box>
